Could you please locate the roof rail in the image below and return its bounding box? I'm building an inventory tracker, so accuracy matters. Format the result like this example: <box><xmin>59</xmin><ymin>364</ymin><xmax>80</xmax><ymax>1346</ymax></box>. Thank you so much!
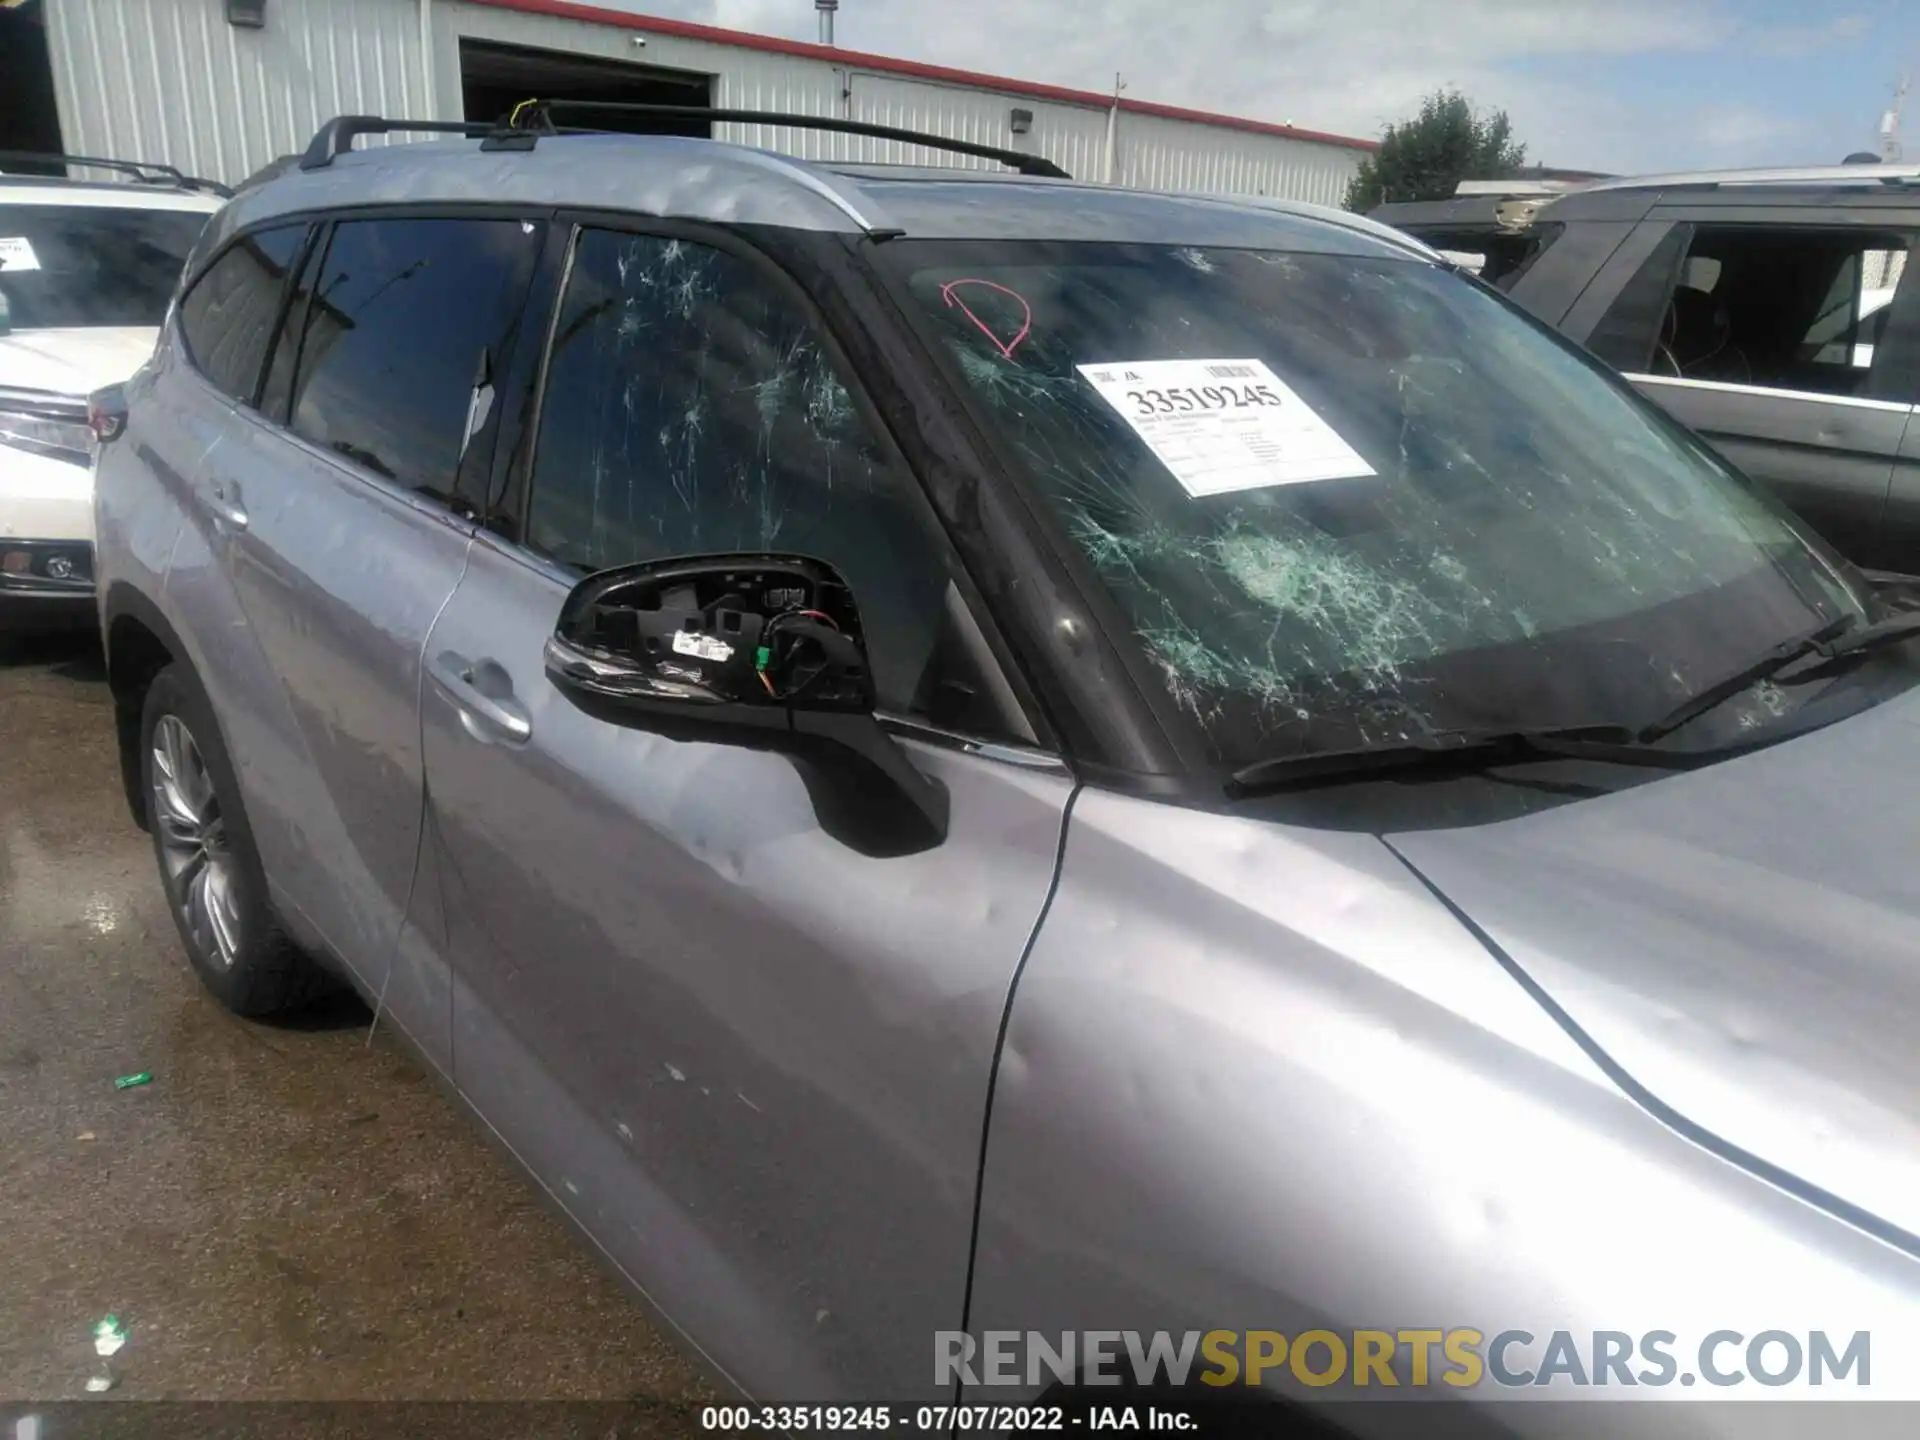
<box><xmin>491</xmin><ymin>101</ymin><xmax>1072</xmax><ymax>179</ymax></box>
<box><xmin>299</xmin><ymin>116</ymin><xmax>506</xmax><ymax>171</ymax></box>
<box><xmin>1452</xmin><ymin>179</ymin><xmax>1589</xmax><ymax>197</ymax></box>
<box><xmin>1577</xmin><ymin>161</ymin><xmax>1920</xmax><ymax>193</ymax></box>
<box><xmin>0</xmin><ymin>149</ymin><xmax>232</xmax><ymax>197</ymax></box>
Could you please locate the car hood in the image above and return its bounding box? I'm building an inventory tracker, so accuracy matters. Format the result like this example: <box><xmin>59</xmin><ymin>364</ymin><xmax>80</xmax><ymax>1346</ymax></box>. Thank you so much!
<box><xmin>0</xmin><ymin>327</ymin><xmax>159</xmax><ymax>398</ymax></box>
<box><xmin>1390</xmin><ymin>685</ymin><xmax>1920</xmax><ymax>1250</ymax></box>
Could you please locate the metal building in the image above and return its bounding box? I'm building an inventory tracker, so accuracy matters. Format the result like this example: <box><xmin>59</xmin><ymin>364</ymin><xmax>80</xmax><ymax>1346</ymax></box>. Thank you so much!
<box><xmin>8</xmin><ymin>0</ymin><xmax>1371</xmax><ymax>202</ymax></box>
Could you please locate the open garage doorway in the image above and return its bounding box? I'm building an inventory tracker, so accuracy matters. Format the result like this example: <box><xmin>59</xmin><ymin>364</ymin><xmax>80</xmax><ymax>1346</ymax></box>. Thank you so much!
<box><xmin>0</xmin><ymin>0</ymin><xmax>66</xmax><ymax>175</ymax></box>
<box><xmin>460</xmin><ymin>39</ymin><xmax>713</xmax><ymax>137</ymax></box>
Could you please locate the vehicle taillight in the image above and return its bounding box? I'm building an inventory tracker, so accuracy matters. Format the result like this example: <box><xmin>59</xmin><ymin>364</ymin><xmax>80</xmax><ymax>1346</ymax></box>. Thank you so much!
<box><xmin>88</xmin><ymin>384</ymin><xmax>129</xmax><ymax>444</ymax></box>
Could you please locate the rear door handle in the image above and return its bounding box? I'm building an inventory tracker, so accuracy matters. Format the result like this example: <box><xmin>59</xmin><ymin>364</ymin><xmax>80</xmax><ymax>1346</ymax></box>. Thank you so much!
<box><xmin>427</xmin><ymin>650</ymin><xmax>532</xmax><ymax>744</ymax></box>
<box><xmin>203</xmin><ymin>479</ymin><xmax>248</xmax><ymax>532</ymax></box>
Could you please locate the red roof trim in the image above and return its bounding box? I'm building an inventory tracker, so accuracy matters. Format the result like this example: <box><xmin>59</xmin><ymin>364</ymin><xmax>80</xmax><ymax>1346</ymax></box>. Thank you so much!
<box><xmin>458</xmin><ymin>0</ymin><xmax>1379</xmax><ymax>152</ymax></box>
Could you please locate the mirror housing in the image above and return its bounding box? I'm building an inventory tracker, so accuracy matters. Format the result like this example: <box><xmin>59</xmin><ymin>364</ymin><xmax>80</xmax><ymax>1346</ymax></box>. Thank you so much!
<box><xmin>545</xmin><ymin>554</ymin><xmax>949</xmax><ymax>857</ymax></box>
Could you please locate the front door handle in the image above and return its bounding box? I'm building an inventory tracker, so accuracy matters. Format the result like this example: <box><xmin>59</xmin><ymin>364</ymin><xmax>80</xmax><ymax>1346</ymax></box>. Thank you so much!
<box><xmin>427</xmin><ymin>650</ymin><xmax>532</xmax><ymax>744</ymax></box>
<box><xmin>204</xmin><ymin>479</ymin><xmax>248</xmax><ymax>532</ymax></box>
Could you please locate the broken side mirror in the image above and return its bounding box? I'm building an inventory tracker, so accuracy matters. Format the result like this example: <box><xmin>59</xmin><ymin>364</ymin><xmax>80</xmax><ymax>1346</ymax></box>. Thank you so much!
<box><xmin>544</xmin><ymin>553</ymin><xmax>949</xmax><ymax>858</ymax></box>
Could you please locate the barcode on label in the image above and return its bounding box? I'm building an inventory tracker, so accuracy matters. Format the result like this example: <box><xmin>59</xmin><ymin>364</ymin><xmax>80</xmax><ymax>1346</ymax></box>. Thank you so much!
<box><xmin>1205</xmin><ymin>364</ymin><xmax>1257</xmax><ymax>378</ymax></box>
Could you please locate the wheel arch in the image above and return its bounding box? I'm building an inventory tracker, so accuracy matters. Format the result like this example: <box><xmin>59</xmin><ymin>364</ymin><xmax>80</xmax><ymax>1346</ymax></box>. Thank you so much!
<box><xmin>102</xmin><ymin>580</ymin><xmax>191</xmax><ymax>831</ymax></box>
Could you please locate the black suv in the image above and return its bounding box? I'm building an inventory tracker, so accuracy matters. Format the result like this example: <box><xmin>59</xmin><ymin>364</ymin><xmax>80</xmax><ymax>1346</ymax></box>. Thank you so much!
<box><xmin>1375</xmin><ymin>166</ymin><xmax>1920</xmax><ymax>576</ymax></box>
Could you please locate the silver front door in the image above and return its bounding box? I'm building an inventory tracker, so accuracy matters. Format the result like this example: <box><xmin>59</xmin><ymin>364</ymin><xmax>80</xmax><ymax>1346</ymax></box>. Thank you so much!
<box><xmin>422</xmin><ymin>224</ymin><xmax>1072</xmax><ymax>1399</ymax></box>
<box><xmin>425</xmin><ymin>538</ymin><xmax>1070</xmax><ymax>1400</ymax></box>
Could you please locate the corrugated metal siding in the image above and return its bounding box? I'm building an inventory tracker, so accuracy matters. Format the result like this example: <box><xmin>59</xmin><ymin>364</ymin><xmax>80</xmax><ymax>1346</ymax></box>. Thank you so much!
<box><xmin>1115</xmin><ymin>110</ymin><xmax>1356</xmax><ymax>207</ymax></box>
<box><xmin>47</xmin><ymin>0</ymin><xmax>1363</xmax><ymax>203</ymax></box>
<box><xmin>443</xmin><ymin>2</ymin><xmax>1360</xmax><ymax>197</ymax></box>
<box><xmin>47</xmin><ymin>0</ymin><xmax>431</xmax><ymax>185</ymax></box>
<box><xmin>837</xmin><ymin>73</ymin><xmax>1110</xmax><ymax>179</ymax></box>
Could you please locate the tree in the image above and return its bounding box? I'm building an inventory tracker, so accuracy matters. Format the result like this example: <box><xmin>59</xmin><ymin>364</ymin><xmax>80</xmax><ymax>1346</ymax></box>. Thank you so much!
<box><xmin>1344</xmin><ymin>89</ymin><xmax>1528</xmax><ymax>212</ymax></box>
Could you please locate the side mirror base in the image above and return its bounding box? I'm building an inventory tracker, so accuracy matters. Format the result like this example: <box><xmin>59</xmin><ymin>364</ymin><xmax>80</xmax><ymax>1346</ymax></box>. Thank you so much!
<box><xmin>543</xmin><ymin>558</ymin><xmax>949</xmax><ymax>857</ymax></box>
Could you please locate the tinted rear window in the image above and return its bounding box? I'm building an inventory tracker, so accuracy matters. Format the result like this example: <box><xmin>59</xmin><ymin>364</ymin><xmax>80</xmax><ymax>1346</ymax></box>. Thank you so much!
<box><xmin>0</xmin><ymin>204</ymin><xmax>208</xmax><ymax>329</ymax></box>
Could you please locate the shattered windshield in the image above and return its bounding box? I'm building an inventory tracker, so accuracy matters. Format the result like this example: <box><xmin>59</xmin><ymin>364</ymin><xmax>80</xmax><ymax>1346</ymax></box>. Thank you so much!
<box><xmin>879</xmin><ymin>241</ymin><xmax>1865</xmax><ymax>768</ymax></box>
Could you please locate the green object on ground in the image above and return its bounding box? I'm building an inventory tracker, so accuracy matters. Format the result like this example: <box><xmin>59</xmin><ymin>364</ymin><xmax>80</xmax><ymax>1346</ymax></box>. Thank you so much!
<box><xmin>93</xmin><ymin>1315</ymin><xmax>127</xmax><ymax>1357</ymax></box>
<box><xmin>112</xmin><ymin>1072</ymin><xmax>152</xmax><ymax>1090</ymax></box>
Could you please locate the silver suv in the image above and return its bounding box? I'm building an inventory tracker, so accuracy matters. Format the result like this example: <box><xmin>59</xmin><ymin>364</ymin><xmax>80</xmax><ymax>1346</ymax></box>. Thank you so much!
<box><xmin>94</xmin><ymin>116</ymin><xmax>1920</xmax><ymax>1430</ymax></box>
<box><xmin>1372</xmin><ymin>165</ymin><xmax>1920</xmax><ymax>578</ymax></box>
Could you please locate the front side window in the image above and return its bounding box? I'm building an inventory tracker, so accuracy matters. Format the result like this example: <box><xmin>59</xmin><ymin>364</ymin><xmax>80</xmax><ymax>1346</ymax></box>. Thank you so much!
<box><xmin>879</xmin><ymin>241</ymin><xmax>1868</xmax><ymax>770</ymax></box>
<box><xmin>0</xmin><ymin>204</ymin><xmax>208</xmax><ymax>332</ymax></box>
<box><xmin>527</xmin><ymin>229</ymin><xmax>988</xmax><ymax>722</ymax></box>
<box><xmin>1593</xmin><ymin>224</ymin><xmax>1914</xmax><ymax>397</ymax></box>
<box><xmin>284</xmin><ymin>216</ymin><xmax>543</xmax><ymax>500</ymax></box>
<box><xmin>178</xmin><ymin>224</ymin><xmax>305</xmax><ymax>403</ymax></box>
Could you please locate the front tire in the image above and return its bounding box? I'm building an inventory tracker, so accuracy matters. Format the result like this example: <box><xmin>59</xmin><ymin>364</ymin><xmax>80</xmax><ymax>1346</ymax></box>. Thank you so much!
<box><xmin>140</xmin><ymin>663</ymin><xmax>332</xmax><ymax>1016</ymax></box>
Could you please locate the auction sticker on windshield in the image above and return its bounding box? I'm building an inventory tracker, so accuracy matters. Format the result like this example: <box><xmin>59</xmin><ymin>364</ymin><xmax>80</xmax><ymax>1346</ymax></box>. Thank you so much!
<box><xmin>1077</xmin><ymin>358</ymin><xmax>1374</xmax><ymax>497</ymax></box>
<box><xmin>0</xmin><ymin>237</ymin><xmax>40</xmax><ymax>272</ymax></box>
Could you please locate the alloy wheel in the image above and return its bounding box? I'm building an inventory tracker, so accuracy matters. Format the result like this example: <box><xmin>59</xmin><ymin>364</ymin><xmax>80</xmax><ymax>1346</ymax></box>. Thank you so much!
<box><xmin>150</xmin><ymin>713</ymin><xmax>241</xmax><ymax>968</ymax></box>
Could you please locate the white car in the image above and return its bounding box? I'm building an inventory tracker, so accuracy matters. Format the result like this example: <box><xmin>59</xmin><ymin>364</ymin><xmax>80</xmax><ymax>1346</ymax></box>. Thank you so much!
<box><xmin>0</xmin><ymin>163</ymin><xmax>220</xmax><ymax>628</ymax></box>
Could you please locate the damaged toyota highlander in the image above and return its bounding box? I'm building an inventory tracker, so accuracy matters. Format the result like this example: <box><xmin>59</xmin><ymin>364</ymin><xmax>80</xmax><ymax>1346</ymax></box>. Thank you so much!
<box><xmin>92</xmin><ymin>115</ymin><xmax>1920</xmax><ymax>1431</ymax></box>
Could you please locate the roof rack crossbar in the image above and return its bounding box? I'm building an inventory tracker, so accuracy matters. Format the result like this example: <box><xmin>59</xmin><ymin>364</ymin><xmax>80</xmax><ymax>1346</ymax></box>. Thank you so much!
<box><xmin>503</xmin><ymin>102</ymin><xmax>1072</xmax><ymax>179</ymax></box>
<box><xmin>0</xmin><ymin>149</ymin><xmax>231</xmax><ymax>197</ymax></box>
<box><xmin>299</xmin><ymin>117</ymin><xmax>504</xmax><ymax>171</ymax></box>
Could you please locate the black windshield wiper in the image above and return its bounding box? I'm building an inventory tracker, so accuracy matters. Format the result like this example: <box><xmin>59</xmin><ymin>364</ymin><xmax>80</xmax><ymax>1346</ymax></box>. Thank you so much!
<box><xmin>1638</xmin><ymin>611</ymin><xmax>1920</xmax><ymax>743</ymax></box>
<box><xmin>1227</xmin><ymin>724</ymin><xmax>1694</xmax><ymax>796</ymax></box>
<box><xmin>1800</xmin><ymin>609</ymin><xmax>1920</xmax><ymax>664</ymax></box>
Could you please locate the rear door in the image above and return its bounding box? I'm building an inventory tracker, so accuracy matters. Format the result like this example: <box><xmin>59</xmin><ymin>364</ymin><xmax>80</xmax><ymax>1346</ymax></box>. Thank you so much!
<box><xmin>1571</xmin><ymin>216</ymin><xmax>1920</xmax><ymax>571</ymax></box>
<box><xmin>126</xmin><ymin>223</ymin><xmax>308</xmax><ymax>850</ymax></box>
<box><xmin>129</xmin><ymin>221</ymin><xmax>307</xmax><ymax>605</ymax></box>
<box><xmin>421</xmin><ymin>221</ymin><xmax>1073</xmax><ymax>1399</ymax></box>
<box><xmin>195</xmin><ymin>211</ymin><xmax>543</xmax><ymax>1072</ymax></box>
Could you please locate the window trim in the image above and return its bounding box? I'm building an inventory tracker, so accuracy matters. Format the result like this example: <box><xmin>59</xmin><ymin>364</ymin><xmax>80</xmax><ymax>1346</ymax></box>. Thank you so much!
<box><xmin>876</xmin><ymin>711</ymin><xmax>1068</xmax><ymax>772</ymax></box>
<box><xmin>1624</xmin><ymin>371</ymin><xmax>1916</xmax><ymax>413</ymax></box>
<box><xmin>179</xmin><ymin>200</ymin><xmax>562</xmax><ymax>290</ymax></box>
<box><xmin>503</xmin><ymin>210</ymin><xmax>1054</xmax><ymax>756</ymax></box>
<box><xmin>228</xmin><ymin>395</ymin><xmax>477</xmax><ymax>533</ymax></box>
<box><xmin>255</xmin><ymin>221</ymin><xmax>324</xmax><ymax>417</ymax></box>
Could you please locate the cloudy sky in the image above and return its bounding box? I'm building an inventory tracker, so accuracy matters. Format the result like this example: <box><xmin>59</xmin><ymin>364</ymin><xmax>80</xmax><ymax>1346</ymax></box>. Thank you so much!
<box><xmin>603</xmin><ymin>0</ymin><xmax>1915</xmax><ymax>173</ymax></box>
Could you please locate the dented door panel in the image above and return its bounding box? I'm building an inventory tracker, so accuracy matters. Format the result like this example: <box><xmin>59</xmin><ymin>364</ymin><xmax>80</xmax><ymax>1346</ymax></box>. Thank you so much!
<box><xmin>427</xmin><ymin>534</ymin><xmax>1073</xmax><ymax>1402</ymax></box>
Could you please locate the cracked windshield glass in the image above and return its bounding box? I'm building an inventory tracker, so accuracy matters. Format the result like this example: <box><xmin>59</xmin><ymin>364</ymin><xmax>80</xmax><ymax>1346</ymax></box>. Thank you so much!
<box><xmin>885</xmin><ymin>240</ymin><xmax>1872</xmax><ymax>767</ymax></box>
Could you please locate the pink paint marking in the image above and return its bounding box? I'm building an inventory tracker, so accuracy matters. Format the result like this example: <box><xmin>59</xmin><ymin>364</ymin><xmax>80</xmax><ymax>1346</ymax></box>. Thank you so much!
<box><xmin>940</xmin><ymin>278</ymin><xmax>1033</xmax><ymax>360</ymax></box>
